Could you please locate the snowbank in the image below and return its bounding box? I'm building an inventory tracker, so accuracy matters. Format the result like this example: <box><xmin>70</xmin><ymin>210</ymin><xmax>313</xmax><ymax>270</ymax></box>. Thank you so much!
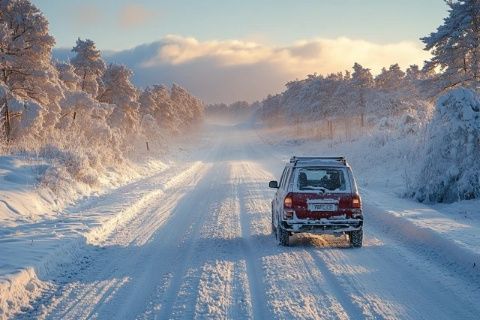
<box><xmin>413</xmin><ymin>88</ymin><xmax>480</xmax><ymax>203</ymax></box>
<box><xmin>0</xmin><ymin>151</ymin><xmax>147</xmax><ymax>228</ymax></box>
<box><xmin>0</xmin><ymin>150</ymin><xmax>158</xmax><ymax>318</ymax></box>
<box><xmin>0</xmin><ymin>135</ymin><xmax>201</xmax><ymax>319</ymax></box>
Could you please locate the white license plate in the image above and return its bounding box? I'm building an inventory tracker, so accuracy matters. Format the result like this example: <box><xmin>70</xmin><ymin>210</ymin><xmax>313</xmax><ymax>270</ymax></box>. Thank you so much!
<box><xmin>309</xmin><ymin>203</ymin><xmax>337</xmax><ymax>212</ymax></box>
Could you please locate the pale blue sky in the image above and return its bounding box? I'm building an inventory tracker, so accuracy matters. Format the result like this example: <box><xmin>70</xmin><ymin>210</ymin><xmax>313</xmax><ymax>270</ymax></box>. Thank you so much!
<box><xmin>32</xmin><ymin>0</ymin><xmax>448</xmax><ymax>50</ymax></box>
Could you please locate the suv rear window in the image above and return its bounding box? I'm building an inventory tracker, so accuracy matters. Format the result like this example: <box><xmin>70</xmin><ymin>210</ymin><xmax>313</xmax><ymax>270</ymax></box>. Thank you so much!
<box><xmin>293</xmin><ymin>167</ymin><xmax>350</xmax><ymax>193</ymax></box>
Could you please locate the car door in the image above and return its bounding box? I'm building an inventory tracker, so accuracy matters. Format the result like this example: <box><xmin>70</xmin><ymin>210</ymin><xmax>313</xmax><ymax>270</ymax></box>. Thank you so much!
<box><xmin>274</xmin><ymin>167</ymin><xmax>292</xmax><ymax>225</ymax></box>
<box><xmin>273</xmin><ymin>167</ymin><xmax>287</xmax><ymax>224</ymax></box>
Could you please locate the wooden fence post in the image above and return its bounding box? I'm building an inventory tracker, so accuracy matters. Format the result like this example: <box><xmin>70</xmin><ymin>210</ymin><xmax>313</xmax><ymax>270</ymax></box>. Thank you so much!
<box><xmin>2</xmin><ymin>97</ymin><xmax>11</xmax><ymax>141</ymax></box>
<box><xmin>328</xmin><ymin>120</ymin><xmax>334</xmax><ymax>140</ymax></box>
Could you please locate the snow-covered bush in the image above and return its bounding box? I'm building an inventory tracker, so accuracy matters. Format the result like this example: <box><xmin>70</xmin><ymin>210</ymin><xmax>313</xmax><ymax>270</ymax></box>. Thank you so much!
<box><xmin>40</xmin><ymin>144</ymin><xmax>99</xmax><ymax>187</ymax></box>
<box><xmin>413</xmin><ymin>88</ymin><xmax>480</xmax><ymax>203</ymax></box>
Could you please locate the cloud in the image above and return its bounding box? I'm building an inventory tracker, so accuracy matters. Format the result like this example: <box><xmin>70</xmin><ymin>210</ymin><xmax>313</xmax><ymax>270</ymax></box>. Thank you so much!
<box><xmin>119</xmin><ymin>4</ymin><xmax>155</xmax><ymax>28</ymax></box>
<box><xmin>102</xmin><ymin>35</ymin><xmax>430</xmax><ymax>103</ymax></box>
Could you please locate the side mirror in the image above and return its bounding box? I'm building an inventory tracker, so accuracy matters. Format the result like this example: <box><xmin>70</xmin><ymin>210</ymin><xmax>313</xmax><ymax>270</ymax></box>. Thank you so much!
<box><xmin>269</xmin><ymin>180</ymin><xmax>279</xmax><ymax>189</ymax></box>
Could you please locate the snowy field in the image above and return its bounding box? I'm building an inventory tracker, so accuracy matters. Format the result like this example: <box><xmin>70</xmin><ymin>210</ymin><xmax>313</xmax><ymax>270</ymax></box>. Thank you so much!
<box><xmin>1</xmin><ymin>121</ymin><xmax>479</xmax><ymax>319</ymax></box>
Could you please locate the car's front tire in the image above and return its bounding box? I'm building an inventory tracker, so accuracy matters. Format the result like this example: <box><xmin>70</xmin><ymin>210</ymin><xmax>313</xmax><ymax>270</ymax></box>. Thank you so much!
<box><xmin>349</xmin><ymin>229</ymin><xmax>363</xmax><ymax>248</ymax></box>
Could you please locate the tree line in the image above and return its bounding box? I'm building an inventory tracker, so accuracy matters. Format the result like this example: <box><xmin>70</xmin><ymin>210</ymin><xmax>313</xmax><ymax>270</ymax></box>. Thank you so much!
<box><xmin>0</xmin><ymin>0</ymin><xmax>204</xmax><ymax>153</ymax></box>
<box><xmin>260</xmin><ymin>0</ymin><xmax>479</xmax><ymax>126</ymax></box>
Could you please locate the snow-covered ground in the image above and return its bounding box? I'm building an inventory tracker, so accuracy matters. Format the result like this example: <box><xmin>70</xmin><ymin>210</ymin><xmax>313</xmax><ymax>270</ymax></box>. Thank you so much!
<box><xmin>0</xmin><ymin>133</ymin><xmax>209</xmax><ymax>319</ymax></box>
<box><xmin>1</xmin><ymin>121</ymin><xmax>480</xmax><ymax>319</ymax></box>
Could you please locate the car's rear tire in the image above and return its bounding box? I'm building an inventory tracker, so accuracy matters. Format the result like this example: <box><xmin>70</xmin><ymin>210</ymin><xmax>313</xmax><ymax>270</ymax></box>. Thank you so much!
<box><xmin>277</xmin><ymin>222</ymin><xmax>290</xmax><ymax>246</ymax></box>
<box><xmin>349</xmin><ymin>229</ymin><xmax>363</xmax><ymax>248</ymax></box>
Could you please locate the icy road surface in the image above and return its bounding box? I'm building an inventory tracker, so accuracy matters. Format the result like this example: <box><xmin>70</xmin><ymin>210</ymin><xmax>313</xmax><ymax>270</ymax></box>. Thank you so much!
<box><xmin>17</xmin><ymin>124</ymin><xmax>480</xmax><ymax>320</ymax></box>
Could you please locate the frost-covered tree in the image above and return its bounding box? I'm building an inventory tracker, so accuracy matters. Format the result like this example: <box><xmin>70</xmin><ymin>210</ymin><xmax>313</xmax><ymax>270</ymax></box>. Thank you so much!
<box><xmin>56</xmin><ymin>62</ymin><xmax>80</xmax><ymax>91</ymax></box>
<box><xmin>258</xmin><ymin>60</ymin><xmax>432</xmax><ymax>133</ymax></box>
<box><xmin>138</xmin><ymin>87</ymin><xmax>161</xmax><ymax>138</ymax></box>
<box><xmin>351</xmin><ymin>63</ymin><xmax>374</xmax><ymax>89</ymax></box>
<box><xmin>413</xmin><ymin>87</ymin><xmax>480</xmax><ymax>202</ymax></box>
<box><xmin>98</xmin><ymin>64</ymin><xmax>140</xmax><ymax>135</ymax></box>
<box><xmin>71</xmin><ymin>38</ymin><xmax>106</xmax><ymax>97</ymax></box>
<box><xmin>0</xmin><ymin>0</ymin><xmax>61</xmax><ymax>140</ymax></box>
<box><xmin>375</xmin><ymin>64</ymin><xmax>406</xmax><ymax>90</ymax></box>
<box><xmin>138</xmin><ymin>86</ymin><xmax>158</xmax><ymax>117</ymax></box>
<box><xmin>351</xmin><ymin>63</ymin><xmax>374</xmax><ymax>125</ymax></box>
<box><xmin>422</xmin><ymin>0</ymin><xmax>480</xmax><ymax>89</ymax></box>
<box><xmin>149</xmin><ymin>84</ymin><xmax>174</xmax><ymax>130</ymax></box>
<box><xmin>405</xmin><ymin>65</ymin><xmax>422</xmax><ymax>83</ymax></box>
<box><xmin>171</xmin><ymin>83</ymin><xmax>203</xmax><ymax>125</ymax></box>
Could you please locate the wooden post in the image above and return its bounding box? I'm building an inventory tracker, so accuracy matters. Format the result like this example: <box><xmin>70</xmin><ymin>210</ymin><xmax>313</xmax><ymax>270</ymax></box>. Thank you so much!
<box><xmin>344</xmin><ymin>117</ymin><xmax>349</xmax><ymax>141</ymax></box>
<box><xmin>146</xmin><ymin>141</ymin><xmax>150</xmax><ymax>151</ymax></box>
<box><xmin>328</xmin><ymin>120</ymin><xmax>334</xmax><ymax>140</ymax></box>
<box><xmin>2</xmin><ymin>97</ymin><xmax>10</xmax><ymax>141</ymax></box>
<box><xmin>295</xmin><ymin>114</ymin><xmax>300</xmax><ymax>137</ymax></box>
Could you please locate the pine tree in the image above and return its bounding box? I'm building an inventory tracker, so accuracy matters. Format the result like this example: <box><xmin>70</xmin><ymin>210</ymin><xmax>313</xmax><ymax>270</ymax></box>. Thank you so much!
<box><xmin>422</xmin><ymin>0</ymin><xmax>480</xmax><ymax>89</ymax></box>
<box><xmin>351</xmin><ymin>63</ymin><xmax>374</xmax><ymax>89</ymax></box>
<box><xmin>351</xmin><ymin>63</ymin><xmax>374</xmax><ymax>125</ymax></box>
<box><xmin>375</xmin><ymin>64</ymin><xmax>406</xmax><ymax>90</ymax></box>
<box><xmin>71</xmin><ymin>38</ymin><xmax>106</xmax><ymax>97</ymax></box>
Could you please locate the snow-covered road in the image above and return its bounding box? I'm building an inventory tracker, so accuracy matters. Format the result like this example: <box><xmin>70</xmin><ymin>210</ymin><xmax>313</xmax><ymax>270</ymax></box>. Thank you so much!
<box><xmin>15</xmin><ymin>123</ymin><xmax>480</xmax><ymax>319</ymax></box>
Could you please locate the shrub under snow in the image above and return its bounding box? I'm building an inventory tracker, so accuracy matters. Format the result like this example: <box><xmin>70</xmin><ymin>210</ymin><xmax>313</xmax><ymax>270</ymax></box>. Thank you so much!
<box><xmin>413</xmin><ymin>88</ymin><xmax>480</xmax><ymax>203</ymax></box>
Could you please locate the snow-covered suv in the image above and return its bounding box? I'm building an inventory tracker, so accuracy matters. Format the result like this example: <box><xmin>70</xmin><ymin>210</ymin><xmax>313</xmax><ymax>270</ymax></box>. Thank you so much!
<box><xmin>269</xmin><ymin>156</ymin><xmax>363</xmax><ymax>247</ymax></box>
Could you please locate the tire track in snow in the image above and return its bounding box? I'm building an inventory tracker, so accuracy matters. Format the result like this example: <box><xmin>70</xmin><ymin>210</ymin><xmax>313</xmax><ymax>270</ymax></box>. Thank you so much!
<box><xmin>154</xmin><ymin>162</ymin><xmax>233</xmax><ymax>319</ymax></box>
<box><xmin>192</xmin><ymin>167</ymin><xmax>251</xmax><ymax>320</ymax></box>
<box><xmin>233</xmin><ymin>164</ymin><xmax>271</xmax><ymax>319</ymax></box>
<box><xmin>18</xmin><ymin>160</ymin><xmax>212</xmax><ymax>320</ymax></box>
<box><xmin>306</xmin><ymin>248</ymin><xmax>366</xmax><ymax>319</ymax></box>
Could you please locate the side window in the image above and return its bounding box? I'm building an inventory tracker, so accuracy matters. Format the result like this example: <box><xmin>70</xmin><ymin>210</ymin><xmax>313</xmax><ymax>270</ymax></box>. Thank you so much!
<box><xmin>279</xmin><ymin>168</ymin><xmax>287</xmax><ymax>189</ymax></box>
<box><xmin>280</xmin><ymin>168</ymin><xmax>291</xmax><ymax>189</ymax></box>
<box><xmin>285</xmin><ymin>168</ymin><xmax>293</xmax><ymax>188</ymax></box>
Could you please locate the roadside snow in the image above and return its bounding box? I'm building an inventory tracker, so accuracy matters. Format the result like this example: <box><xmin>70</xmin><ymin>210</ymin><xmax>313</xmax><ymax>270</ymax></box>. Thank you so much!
<box><xmin>0</xmin><ymin>132</ymin><xmax>208</xmax><ymax>319</ymax></box>
<box><xmin>0</xmin><ymin>156</ymin><xmax>51</xmax><ymax>227</ymax></box>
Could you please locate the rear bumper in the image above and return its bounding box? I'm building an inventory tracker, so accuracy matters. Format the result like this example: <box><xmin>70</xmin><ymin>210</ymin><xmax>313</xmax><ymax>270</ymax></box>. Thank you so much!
<box><xmin>281</xmin><ymin>218</ymin><xmax>363</xmax><ymax>234</ymax></box>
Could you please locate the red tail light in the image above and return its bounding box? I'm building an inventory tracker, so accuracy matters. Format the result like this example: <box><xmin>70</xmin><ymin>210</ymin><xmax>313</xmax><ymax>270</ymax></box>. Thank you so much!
<box><xmin>352</xmin><ymin>194</ymin><xmax>361</xmax><ymax>208</ymax></box>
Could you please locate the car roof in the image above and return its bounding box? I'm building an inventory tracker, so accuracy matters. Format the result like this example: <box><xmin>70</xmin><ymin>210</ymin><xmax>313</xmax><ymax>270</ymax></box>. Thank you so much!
<box><xmin>292</xmin><ymin>161</ymin><xmax>348</xmax><ymax>168</ymax></box>
<box><xmin>287</xmin><ymin>156</ymin><xmax>349</xmax><ymax>168</ymax></box>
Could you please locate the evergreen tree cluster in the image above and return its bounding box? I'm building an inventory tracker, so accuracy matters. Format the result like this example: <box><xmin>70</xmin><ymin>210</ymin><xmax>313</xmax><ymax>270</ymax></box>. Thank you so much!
<box><xmin>422</xmin><ymin>0</ymin><xmax>480</xmax><ymax>90</ymax></box>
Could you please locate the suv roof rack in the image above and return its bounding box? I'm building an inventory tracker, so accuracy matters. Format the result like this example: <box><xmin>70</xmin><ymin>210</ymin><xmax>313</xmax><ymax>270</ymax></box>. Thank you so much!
<box><xmin>289</xmin><ymin>156</ymin><xmax>347</xmax><ymax>165</ymax></box>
